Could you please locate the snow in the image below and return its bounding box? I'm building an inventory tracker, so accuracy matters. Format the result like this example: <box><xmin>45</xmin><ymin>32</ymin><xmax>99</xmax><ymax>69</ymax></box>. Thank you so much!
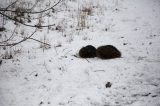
<box><xmin>0</xmin><ymin>0</ymin><xmax>160</xmax><ymax>106</ymax></box>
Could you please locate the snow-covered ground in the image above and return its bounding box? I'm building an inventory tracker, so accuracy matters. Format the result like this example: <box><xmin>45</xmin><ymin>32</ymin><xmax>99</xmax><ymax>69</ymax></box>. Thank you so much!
<box><xmin>0</xmin><ymin>0</ymin><xmax>160</xmax><ymax>106</ymax></box>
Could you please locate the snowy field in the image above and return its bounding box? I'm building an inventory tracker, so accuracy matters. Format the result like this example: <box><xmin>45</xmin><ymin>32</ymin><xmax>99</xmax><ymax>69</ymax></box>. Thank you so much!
<box><xmin>0</xmin><ymin>0</ymin><xmax>160</xmax><ymax>106</ymax></box>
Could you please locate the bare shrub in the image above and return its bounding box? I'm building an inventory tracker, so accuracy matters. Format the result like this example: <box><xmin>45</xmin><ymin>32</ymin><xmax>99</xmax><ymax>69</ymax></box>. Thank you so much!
<box><xmin>40</xmin><ymin>35</ymin><xmax>51</xmax><ymax>50</ymax></box>
<box><xmin>77</xmin><ymin>5</ymin><xmax>93</xmax><ymax>30</ymax></box>
<box><xmin>2</xmin><ymin>47</ymin><xmax>13</xmax><ymax>59</ymax></box>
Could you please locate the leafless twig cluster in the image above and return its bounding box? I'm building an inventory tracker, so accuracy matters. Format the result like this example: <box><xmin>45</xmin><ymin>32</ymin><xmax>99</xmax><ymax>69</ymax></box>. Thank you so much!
<box><xmin>0</xmin><ymin>0</ymin><xmax>63</xmax><ymax>47</ymax></box>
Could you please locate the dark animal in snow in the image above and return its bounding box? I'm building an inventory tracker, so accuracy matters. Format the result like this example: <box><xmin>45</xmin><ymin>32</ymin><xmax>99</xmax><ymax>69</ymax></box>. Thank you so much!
<box><xmin>0</xmin><ymin>27</ymin><xmax>5</xmax><ymax>32</ymax></box>
<box><xmin>0</xmin><ymin>60</ymin><xmax>2</xmax><ymax>65</ymax></box>
<box><xmin>96</xmin><ymin>45</ymin><xmax>121</xmax><ymax>59</ymax></box>
<box><xmin>105</xmin><ymin>82</ymin><xmax>112</xmax><ymax>88</ymax></box>
<box><xmin>79</xmin><ymin>45</ymin><xmax>96</xmax><ymax>58</ymax></box>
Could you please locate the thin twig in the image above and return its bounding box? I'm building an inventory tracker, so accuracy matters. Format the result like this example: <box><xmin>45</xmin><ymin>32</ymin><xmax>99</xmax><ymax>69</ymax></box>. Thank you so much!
<box><xmin>93</xmin><ymin>70</ymin><xmax>105</xmax><ymax>72</ymax></box>
<box><xmin>0</xmin><ymin>25</ymin><xmax>17</xmax><ymax>43</ymax></box>
<box><xmin>54</xmin><ymin>46</ymin><xmax>58</xmax><ymax>55</ymax></box>
<box><xmin>0</xmin><ymin>0</ymin><xmax>63</xmax><ymax>28</ymax></box>
<box><xmin>2</xmin><ymin>0</ymin><xmax>19</xmax><ymax>26</ymax></box>
<box><xmin>85</xmin><ymin>58</ymin><xmax>90</xmax><ymax>63</ymax></box>
<box><xmin>43</xmin><ymin>61</ymin><xmax>51</xmax><ymax>73</ymax></box>
<box><xmin>4</xmin><ymin>0</ymin><xmax>18</xmax><ymax>10</ymax></box>
<box><xmin>0</xmin><ymin>11</ymin><xmax>56</xmax><ymax>28</ymax></box>
<box><xmin>0</xmin><ymin>0</ymin><xmax>63</xmax><ymax>14</ymax></box>
<box><xmin>29</xmin><ymin>0</ymin><xmax>40</xmax><ymax>12</ymax></box>
<box><xmin>28</xmin><ymin>37</ymin><xmax>51</xmax><ymax>47</ymax></box>
<box><xmin>0</xmin><ymin>28</ymin><xmax>37</xmax><ymax>46</ymax></box>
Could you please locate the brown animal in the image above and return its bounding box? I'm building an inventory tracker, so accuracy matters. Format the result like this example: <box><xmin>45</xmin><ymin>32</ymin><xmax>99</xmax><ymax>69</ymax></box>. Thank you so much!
<box><xmin>0</xmin><ymin>27</ymin><xmax>5</xmax><ymax>32</ymax></box>
<box><xmin>79</xmin><ymin>45</ymin><xmax>96</xmax><ymax>58</ymax></box>
<box><xmin>96</xmin><ymin>45</ymin><xmax>121</xmax><ymax>59</ymax></box>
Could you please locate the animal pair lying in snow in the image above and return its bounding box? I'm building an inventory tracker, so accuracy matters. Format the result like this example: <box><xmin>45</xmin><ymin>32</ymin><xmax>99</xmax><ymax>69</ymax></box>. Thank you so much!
<box><xmin>79</xmin><ymin>45</ymin><xmax>121</xmax><ymax>59</ymax></box>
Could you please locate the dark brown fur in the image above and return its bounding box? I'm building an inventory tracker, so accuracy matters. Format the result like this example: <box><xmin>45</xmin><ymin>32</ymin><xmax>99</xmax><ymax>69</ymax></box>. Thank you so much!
<box><xmin>79</xmin><ymin>45</ymin><xmax>96</xmax><ymax>58</ymax></box>
<box><xmin>0</xmin><ymin>27</ymin><xmax>5</xmax><ymax>32</ymax></box>
<box><xmin>96</xmin><ymin>45</ymin><xmax>121</xmax><ymax>59</ymax></box>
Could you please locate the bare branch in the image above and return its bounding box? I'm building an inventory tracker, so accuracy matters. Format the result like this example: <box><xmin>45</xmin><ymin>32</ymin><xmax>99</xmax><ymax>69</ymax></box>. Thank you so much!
<box><xmin>0</xmin><ymin>0</ymin><xmax>63</xmax><ymax>48</ymax></box>
<box><xmin>19</xmin><ymin>12</ymin><xmax>50</xmax><ymax>20</ymax></box>
<box><xmin>0</xmin><ymin>26</ymin><xmax>17</xmax><ymax>43</ymax></box>
<box><xmin>2</xmin><ymin>0</ymin><xmax>19</xmax><ymax>26</ymax></box>
<box><xmin>0</xmin><ymin>29</ymin><xmax>37</xmax><ymax>47</ymax></box>
<box><xmin>0</xmin><ymin>11</ymin><xmax>55</xmax><ymax>28</ymax></box>
<box><xmin>27</xmin><ymin>37</ymin><xmax>51</xmax><ymax>47</ymax></box>
<box><xmin>4</xmin><ymin>0</ymin><xmax>18</xmax><ymax>10</ymax></box>
<box><xmin>0</xmin><ymin>0</ymin><xmax>63</xmax><ymax>14</ymax></box>
<box><xmin>29</xmin><ymin>0</ymin><xmax>40</xmax><ymax>12</ymax></box>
